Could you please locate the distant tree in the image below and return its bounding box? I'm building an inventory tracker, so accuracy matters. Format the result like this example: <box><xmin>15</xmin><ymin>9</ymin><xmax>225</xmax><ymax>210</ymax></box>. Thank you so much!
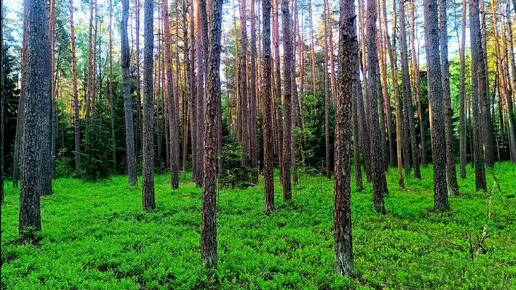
<box><xmin>142</xmin><ymin>0</ymin><xmax>156</xmax><ymax>210</ymax></box>
<box><xmin>424</xmin><ymin>0</ymin><xmax>449</xmax><ymax>211</ymax></box>
<box><xmin>262</xmin><ymin>0</ymin><xmax>274</xmax><ymax>214</ymax></box>
<box><xmin>333</xmin><ymin>0</ymin><xmax>356</xmax><ymax>275</ymax></box>
<box><xmin>121</xmin><ymin>0</ymin><xmax>138</xmax><ymax>186</ymax></box>
<box><xmin>459</xmin><ymin>0</ymin><xmax>467</xmax><ymax>177</ymax></box>
<box><xmin>201</xmin><ymin>0</ymin><xmax>224</xmax><ymax>269</ymax></box>
<box><xmin>19</xmin><ymin>0</ymin><xmax>51</xmax><ymax>239</ymax></box>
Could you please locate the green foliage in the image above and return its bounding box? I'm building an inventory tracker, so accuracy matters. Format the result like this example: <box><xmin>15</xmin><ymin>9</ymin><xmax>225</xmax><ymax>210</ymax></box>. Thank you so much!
<box><xmin>218</xmin><ymin>133</ymin><xmax>254</xmax><ymax>189</ymax></box>
<box><xmin>2</xmin><ymin>163</ymin><xmax>515</xmax><ymax>288</ymax></box>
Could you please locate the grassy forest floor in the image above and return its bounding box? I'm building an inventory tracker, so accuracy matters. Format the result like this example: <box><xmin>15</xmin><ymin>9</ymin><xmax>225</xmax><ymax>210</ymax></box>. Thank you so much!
<box><xmin>1</xmin><ymin>163</ymin><xmax>516</xmax><ymax>289</ymax></box>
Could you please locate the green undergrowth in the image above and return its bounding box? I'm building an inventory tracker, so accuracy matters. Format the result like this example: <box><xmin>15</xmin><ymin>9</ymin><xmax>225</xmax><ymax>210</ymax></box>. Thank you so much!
<box><xmin>1</xmin><ymin>163</ymin><xmax>515</xmax><ymax>289</ymax></box>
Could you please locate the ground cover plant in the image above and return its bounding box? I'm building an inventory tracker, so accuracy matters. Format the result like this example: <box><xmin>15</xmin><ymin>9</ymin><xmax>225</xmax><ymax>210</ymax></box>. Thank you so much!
<box><xmin>2</xmin><ymin>163</ymin><xmax>515</xmax><ymax>289</ymax></box>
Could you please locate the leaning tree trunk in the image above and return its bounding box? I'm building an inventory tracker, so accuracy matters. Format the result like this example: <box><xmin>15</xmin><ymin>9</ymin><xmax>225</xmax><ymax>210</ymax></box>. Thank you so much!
<box><xmin>20</xmin><ymin>0</ymin><xmax>51</xmax><ymax>239</ymax></box>
<box><xmin>469</xmin><ymin>0</ymin><xmax>487</xmax><ymax>191</ymax></box>
<box><xmin>163</xmin><ymin>0</ymin><xmax>180</xmax><ymax>189</ymax></box>
<box><xmin>202</xmin><ymin>0</ymin><xmax>224</xmax><ymax>269</ymax></box>
<box><xmin>262</xmin><ymin>0</ymin><xmax>274</xmax><ymax>214</ymax></box>
<box><xmin>142</xmin><ymin>0</ymin><xmax>156</xmax><ymax>210</ymax></box>
<box><xmin>333</xmin><ymin>0</ymin><xmax>356</xmax><ymax>275</ymax></box>
<box><xmin>366</xmin><ymin>0</ymin><xmax>387</xmax><ymax>213</ymax></box>
<box><xmin>439</xmin><ymin>0</ymin><xmax>459</xmax><ymax>194</ymax></box>
<box><xmin>281</xmin><ymin>0</ymin><xmax>293</xmax><ymax>202</ymax></box>
<box><xmin>121</xmin><ymin>0</ymin><xmax>138</xmax><ymax>186</ymax></box>
<box><xmin>423</xmin><ymin>0</ymin><xmax>449</xmax><ymax>212</ymax></box>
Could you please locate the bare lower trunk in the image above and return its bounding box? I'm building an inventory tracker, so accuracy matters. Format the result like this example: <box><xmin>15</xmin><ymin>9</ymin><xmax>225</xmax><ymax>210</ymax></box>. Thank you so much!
<box><xmin>459</xmin><ymin>0</ymin><xmax>467</xmax><ymax>177</ymax></box>
<box><xmin>142</xmin><ymin>0</ymin><xmax>155</xmax><ymax>210</ymax></box>
<box><xmin>281</xmin><ymin>0</ymin><xmax>292</xmax><ymax>201</ymax></box>
<box><xmin>333</xmin><ymin>0</ymin><xmax>355</xmax><ymax>275</ymax></box>
<box><xmin>424</xmin><ymin>0</ymin><xmax>449</xmax><ymax>211</ymax></box>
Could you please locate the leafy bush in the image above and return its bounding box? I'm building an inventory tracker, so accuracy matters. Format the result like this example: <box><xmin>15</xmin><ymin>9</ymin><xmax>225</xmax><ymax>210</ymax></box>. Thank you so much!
<box><xmin>218</xmin><ymin>135</ymin><xmax>254</xmax><ymax>188</ymax></box>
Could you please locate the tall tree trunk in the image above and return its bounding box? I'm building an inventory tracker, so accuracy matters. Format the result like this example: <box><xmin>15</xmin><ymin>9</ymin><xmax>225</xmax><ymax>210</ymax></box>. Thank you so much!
<box><xmin>366</xmin><ymin>0</ymin><xmax>387</xmax><ymax>213</ymax></box>
<box><xmin>291</xmin><ymin>0</ymin><xmax>299</xmax><ymax>184</ymax></box>
<box><xmin>250</xmin><ymin>0</ymin><xmax>258</xmax><ymax>179</ymax></box>
<box><xmin>20</xmin><ymin>0</ymin><xmax>51</xmax><ymax>239</ymax></box>
<box><xmin>122</xmin><ymin>0</ymin><xmax>138</xmax><ymax>186</ymax></box>
<box><xmin>188</xmin><ymin>0</ymin><xmax>197</xmax><ymax>182</ymax></box>
<box><xmin>12</xmin><ymin>0</ymin><xmax>29</xmax><ymax>185</ymax></box>
<box><xmin>49</xmin><ymin>0</ymin><xmax>57</xmax><ymax>179</ymax></box>
<box><xmin>398</xmin><ymin>0</ymin><xmax>420</xmax><ymax>179</ymax></box>
<box><xmin>439</xmin><ymin>0</ymin><xmax>458</xmax><ymax>193</ymax></box>
<box><xmin>262</xmin><ymin>0</ymin><xmax>274</xmax><ymax>214</ymax></box>
<box><xmin>504</xmin><ymin>1</ymin><xmax>516</xmax><ymax>163</ymax></box>
<box><xmin>142</xmin><ymin>0</ymin><xmax>156</xmax><ymax>210</ymax></box>
<box><xmin>459</xmin><ymin>0</ymin><xmax>467</xmax><ymax>177</ymax></box>
<box><xmin>333</xmin><ymin>0</ymin><xmax>355</xmax><ymax>275</ymax></box>
<box><xmin>352</xmin><ymin>56</ymin><xmax>363</xmax><ymax>192</ymax></box>
<box><xmin>202</xmin><ymin>0</ymin><xmax>223</xmax><ymax>269</ymax></box>
<box><xmin>109</xmin><ymin>0</ymin><xmax>117</xmax><ymax>173</ymax></box>
<box><xmin>163</xmin><ymin>0</ymin><xmax>180</xmax><ymax>189</ymax></box>
<box><xmin>281</xmin><ymin>0</ymin><xmax>293</xmax><ymax>201</ymax></box>
<box><xmin>469</xmin><ymin>0</ymin><xmax>487</xmax><ymax>191</ymax></box>
<box><xmin>239</xmin><ymin>0</ymin><xmax>250</xmax><ymax>165</ymax></box>
<box><xmin>0</xmin><ymin>5</ymin><xmax>4</xmax><ymax>203</ymax></box>
<box><xmin>324</xmin><ymin>3</ymin><xmax>331</xmax><ymax>179</ymax></box>
<box><xmin>135</xmin><ymin>0</ymin><xmax>143</xmax><ymax>159</ymax></box>
<box><xmin>272</xmin><ymin>0</ymin><xmax>283</xmax><ymax>182</ymax></box>
<box><xmin>196</xmin><ymin>0</ymin><xmax>207</xmax><ymax>185</ymax></box>
<box><xmin>423</xmin><ymin>0</ymin><xmax>449</xmax><ymax>211</ymax></box>
<box><xmin>307</xmin><ymin>0</ymin><xmax>316</xmax><ymax>93</ymax></box>
<box><xmin>69</xmin><ymin>0</ymin><xmax>81</xmax><ymax>176</ymax></box>
<box><xmin>410</xmin><ymin>0</ymin><xmax>427</xmax><ymax>166</ymax></box>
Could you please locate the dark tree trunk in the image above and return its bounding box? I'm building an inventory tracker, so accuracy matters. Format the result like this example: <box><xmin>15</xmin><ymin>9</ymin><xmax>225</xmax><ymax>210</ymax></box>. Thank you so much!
<box><xmin>366</xmin><ymin>0</ymin><xmax>387</xmax><ymax>213</ymax></box>
<box><xmin>439</xmin><ymin>0</ymin><xmax>458</xmax><ymax>194</ymax></box>
<box><xmin>505</xmin><ymin>2</ymin><xmax>516</xmax><ymax>163</ymax></box>
<box><xmin>459</xmin><ymin>0</ymin><xmax>467</xmax><ymax>177</ymax></box>
<box><xmin>135</xmin><ymin>0</ymin><xmax>143</xmax><ymax>159</ymax></box>
<box><xmin>0</xmin><ymin>8</ymin><xmax>3</xmax><ymax>203</ymax></box>
<box><xmin>239</xmin><ymin>0</ymin><xmax>250</xmax><ymax>165</ymax></box>
<box><xmin>68</xmin><ymin>0</ymin><xmax>81</xmax><ymax>176</ymax></box>
<box><xmin>262</xmin><ymin>0</ymin><xmax>274</xmax><ymax>214</ymax></box>
<box><xmin>352</xmin><ymin>60</ymin><xmax>363</xmax><ymax>192</ymax></box>
<box><xmin>20</xmin><ymin>0</ymin><xmax>51</xmax><ymax>239</ymax></box>
<box><xmin>142</xmin><ymin>0</ymin><xmax>156</xmax><ymax>210</ymax></box>
<box><xmin>163</xmin><ymin>0</ymin><xmax>180</xmax><ymax>189</ymax></box>
<box><xmin>398</xmin><ymin>0</ymin><xmax>420</xmax><ymax>179</ymax></box>
<box><xmin>202</xmin><ymin>0</ymin><xmax>223</xmax><ymax>268</ymax></box>
<box><xmin>122</xmin><ymin>0</ymin><xmax>138</xmax><ymax>186</ymax></box>
<box><xmin>423</xmin><ymin>0</ymin><xmax>449</xmax><ymax>211</ymax></box>
<box><xmin>469</xmin><ymin>0</ymin><xmax>487</xmax><ymax>191</ymax></box>
<box><xmin>281</xmin><ymin>0</ymin><xmax>292</xmax><ymax>201</ymax></box>
<box><xmin>188</xmin><ymin>0</ymin><xmax>197</xmax><ymax>182</ymax></box>
<box><xmin>333</xmin><ymin>0</ymin><xmax>355</xmax><ymax>275</ymax></box>
<box><xmin>196</xmin><ymin>0</ymin><xmax>208</xmax><ymax>186</ymax></box>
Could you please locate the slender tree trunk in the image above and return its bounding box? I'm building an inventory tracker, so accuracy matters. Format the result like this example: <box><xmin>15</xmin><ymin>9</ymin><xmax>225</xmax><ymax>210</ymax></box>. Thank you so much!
<box><xmin>324</xmin><ymin>4</ymin><xmax>331</xmax><ymax>179</ymax></box>
<box><xmin>49</xmin><ymin>0</ymin><xmax>57</xmax><ymax>179</ymax></box>
<box><xmin>135</xmin><ymin>0</ymin><xmax>143</xmax><ymax>159</ymax></box>
<box><xmin>20</xmin><ymin>0</ymin><xmax>51</xmax><ymax>240</ymax></box>
<box><xmin>12</xmin><ymin>0</ymin><xmax>29</xmax><ymax>185</ymax></box>
<box><xmin>109</xmin><ymin>0</ymin><xmax>117</xmax><ymax>173</ymax></box>
<box><xmin>189</xmin><ymin>0</ymin><xmax>197</xmax><ymax>181</ymax></box>
<box><xmin>281</xmin><ymin>0</ymin><xmax>293</xmax><ymax>201</ymax></box>
<box><xmin>262</xmin><ymin>0</ymin><xmax>274</xmax><ymax>214</ymax></box>
<box><xmin>469</xmin><ymin>0</ymin><xmax>487</xmax><ymax>191</ymax></box>
<box><xmin>0</xmin><ymin>6</ymin><xmax>4</xmax><ymax>203</ymax></box>
<box><xmin>333</xmin><ymin>0</ymin><xmax>355</xmax><ymax>275</ymax></box>
<box><xmin>239</xmin><ymin>0</ymin><xmax>250</xmax><ymax>166</ymax></box>
<box><xmin>250</xmin><ymin>0</ymin><xmax>259</xmax><ymax>181</ymax></box>
<box><xmin>68</xmin><ymin>0</ymin><xmax>81</xmax><ymax>176</ymax></box>
<box><xmin>163</xmin><ymin>0</ymin><xmax>180</xmax><ymax>189</ymax></box>
<box><xmin>122</xmin><ymin>0</ymin><xmax>138</xmax><ymax>186</ymax></box>
<box><xmin>410</xmin><ymin>0</ymin><xmax>427</xmax><ymax>166</ymax></box>
<box><xmin>352</xmin><ymin>60</ymin><xmax>363</xmax><ymax>192</ymax></box>
<box><xmin>202</xmin><ymin>0</ymin><xmax>223</xmax><ymax>269</ymax></box>
<box><xmin>399</xmin><ymin>0</ymin><xmax>420</xmax><ymax>179</ymax></box>
<box><xmin>308</xmin><ymin>0</ymin><xmax>316</xmax><ymax>93</ymax></box>
<box><xmin>142</xmin><ymin>0</ymin><xmax>156</xmax><ymax>210</ymax></box>
<box><xmin>291</xmin><ymin>0</ymin><xmax>299</xmax><ymax>184</ymax></box>
<box><xmin>504</xmin><ymin>1</ymin><xmax>516</xmax><ymax>162</ymax></box>
<box><xmin>423</xmin><ymin>0</ymin><xmax>449</xmax><ymax>211</ymax></box>
<box><xmin>438</xmin><ymin>0</ymin><xmax>458</xmax><ymax>193</ymax></box>
<box><xmin>366</xmin><ymin>0</ymin><xmax>387</xmax><ymax>213</ymax></box>
<box><xmin>459</xmin><ymin>0</ymin><xmax>467</xmax><ymax>177</ymax></box>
